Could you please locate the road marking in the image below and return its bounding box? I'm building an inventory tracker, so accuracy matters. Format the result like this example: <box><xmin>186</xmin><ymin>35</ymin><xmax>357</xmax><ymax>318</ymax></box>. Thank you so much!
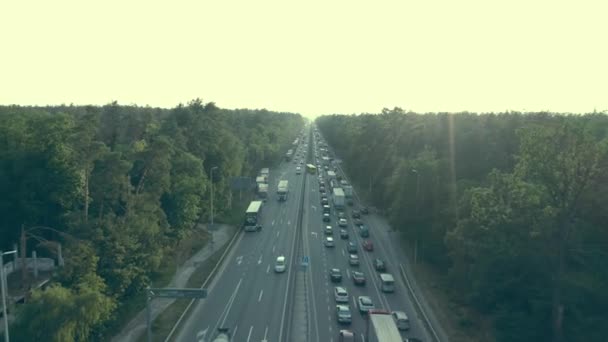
<box><xmin>213</xmin><ymin>278</ymin><xmax>243</xmax><ymax>334</ymax></box>
<box><xmin>287</xmin><ymin>220</ymin><xmax>291</xmax><ymax>225</ymax></box>
<box><xmin>346</xmin><ymin>269</ymin><xmax>351</xmax><ymax>279</ymax></box>
<box><xmin>311</xmin><ymin>204</ymin><xmax>317</xmax><ymax>210</ymax></box>
<box><xmin>311</xmin><ymin>232</ymin><xmax>317</xmax><ymax>238</ymax></box>
<box><xmin>258</xmin><ymin>290</ymin><xmax>264</xmax><ymax>302</ymax></box>
<box><xmin>266</xmin><ymin>264</ymin><xmax>270</xmax><ymax>273</ymax></box>
<box><xmin>342</xmin><ymin>249</ymin><xmax>345</xmax><ymax>257</ymax></box>
<box><xmin>352</xmin><ymin>296</ymin><xmax>357</xmax><ymax>308</ymax></box>
<box><xmin>272</xmin><ymin>220</ymin><xmax>275</xmax><ymax>226</ymax></box>
<box><xmin>196</xmin><ymin>327</ymin><xmax>208</xmax><ymax>340</ymax></box>
<box><xmin>277</xmin><ymin>231</ymin><xmax>280</xmax><ymax>237</ymax></box>
<box><xmin>233</xmin><ymin>325</ymin><xmax>238</xmax><ymax>337</ymax></box>
<box><xmin>263</xmin><ymin>326</ymin><xmax>269</xmax><ymax>341</ymax></box>
<box><xmin>246</xmin><ymin>326</ymin><xmax>254</xmax><ymax>342</ymax></box>
<box><xmin>272</xmin><ymin>245</ymin><xmax>276</xmax><ymax>253</ymax></box>
<box><xmin>258</xmin><ymin>255</ymin><xmax>263</xmax><ymax>265</ymax></box>
<box><xmin>236</xmin><ymin>256</ymin><xmax>243</xmax><ymax>265</ymax></box>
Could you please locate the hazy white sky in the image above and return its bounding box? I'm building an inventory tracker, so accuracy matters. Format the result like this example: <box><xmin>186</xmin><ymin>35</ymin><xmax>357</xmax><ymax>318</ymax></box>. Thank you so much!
<box><xmin>1</xmin><ymin>0</ymin><xmax>606</xmax><ymax>117</ymax></box>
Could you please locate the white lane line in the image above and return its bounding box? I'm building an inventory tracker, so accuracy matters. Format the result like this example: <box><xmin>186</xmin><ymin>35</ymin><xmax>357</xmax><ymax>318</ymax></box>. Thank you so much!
<box><xmin>258</xmin><ymin>290</ymin><xmax>264</xmax><ymax>302</ymax></box>
<box><xmin>236</xmin><ymin>256</ymin><xmax>243</xmax><ymax>265</ymax></box>
<box><xmin>272</xmin><ymin>245</ymin><xmax>276</xmax><ymax>253</ymax></box>
<box><xmin>266</xmin><ymin>264</ymin><xmax>270</xmax><ymax>273</ymax></box>
<box><xmin>277</xmin><ymin>231</ymin><xmax>280</xmax><ymax>237</ymax></box>
<box><xmin>272</xmin><ymin>220</ymin><xmax>275</xmax><ymax>226</ymax></box>
<box><xmin>346</xmin><ymin>269</ymin><xmax>351</xmax><ymax>279</ymax></box>
<box><xmin>246</xmin><ymin>326</ymin><xmax>254</xmax><ymax>342</ymax></box>
<box><xmin>233</xmin><ymin>325</ymin><xmax>238</xmax><ymax>338</ymax></box>
<box><xmin>196</xmin><ymin>326</ymin><xmax>209</xmax><ymax>340</ymax></box>
<box><xmin>263</xmin><ymin>326</ymin><xmax>269</xmax><ymax>341</ymax></box>
<box><xmin>213</xmin><ymin>278</ymin><xmax>243</xmax><ymax>334</ymax></box>
<box><xmin>287</xmin><ymin>220</ymin><xmax>291</xmax><ymax>225</ymax></box>
<box><xmin>342</xmin><ymin>249</ymin><xmax>345</xmax><ymax>257</ymax></box>
<box><xmin>258</xmin><ymin>255</ymin><xmax>263</xmax><ymax>265</ymax></box>
<box><xmin>352</xmin><ymin>295</ymin><xmax>357</xmax><ymax>308</ymax></box>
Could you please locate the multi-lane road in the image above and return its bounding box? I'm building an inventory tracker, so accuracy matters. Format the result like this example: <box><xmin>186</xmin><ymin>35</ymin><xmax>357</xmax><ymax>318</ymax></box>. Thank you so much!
<box><xmin>176</xmin><ymin>127</ymin><xmax>432</xmax><ymax>341</ymax></box>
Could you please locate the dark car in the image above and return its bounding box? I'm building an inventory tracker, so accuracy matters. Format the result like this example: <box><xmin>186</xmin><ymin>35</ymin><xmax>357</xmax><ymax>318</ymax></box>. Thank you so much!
<box><xmin>352</xmin><ymin>271</ymin><xmax>366</xmax><ymax>285</ymax></box>
<box><xmin>340</xmin><ymin>229</ymin><xmax>349</xmax><ymax>239</ymax></box>
<box><xmin>323</xmin><ymin>213</ymin><xmax>331</xmax><ymax>222</ymax></box>
<box><xmin>362</xmin><ymin>240</ymin><xmax>374</xmax><ymax>251</ymax></box>
<box><xmin>374</xmin><ymin>258</ymin><xmax>386</xmax><ymax>272</ymax></box>
<box><xmin>359</xmin><ymin>225</ymin><xmax>369</xmax><ymax>238</ymax></box>
<box><xmin>361</xmin><ymin>207</ymin><xmax>369</xmax><ymax>215</ymax></box>
<box><xmin>353</xmin><ymin>218</ymin><xmax>363</xmax><ymax>226</ymax></box>
<box><xmin>337</xmin><ymin>211</ymin><xmax>346</xmax><ymax>219</ymax></box>
<box><xmin>351</xmin><ymin>210</ymin><xmax>361</xmax><ymax>218</ymax></box>
<box><xmin>321</xmin><ymin>198</ymin><xmax>329</xmax><ymax>205</ymax></box>
<box><xmin>330</xmin><ymin>268</ymin><xmax>342</xmax><ymax>282</ymax></box>
<box><xmin>347</xmin><ymin>242</ymin><xmax>357</xmax><ymax>253</ymax></box>
<box><xmin>320</xmin><ymin>186</ymin><xmax>326</xmax><ymax>193</ymax></box>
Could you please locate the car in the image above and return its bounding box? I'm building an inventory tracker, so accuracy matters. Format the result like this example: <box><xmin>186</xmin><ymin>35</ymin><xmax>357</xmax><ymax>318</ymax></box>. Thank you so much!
<box><xmin>274</xmin><ymin>256</ymin><xmax>286</xmax><ymax>273</ymax></box>
<box><xmin>337</xmin><ymin>211</ymin><xmax>346</xmax><ymax>219</ymax></box>
<box><xmin>323</xmin><ymin>204</ymin><xmax>331</xmax><ymax>213</ymax></box>
<box><xmin>321</xmin><ymin>198</ymin><xmax>329</xmax><ymax>205</ymax></box>
<box><xmin>320</xmin><ymin>186</ymin><xmax>326</xmax><ymax>193</ymax></box>
<box><xmin>352</xmin><ymin>271</ymin><xmax>366</xmax><ymax>285</ymax></box>
<box><xmin>336</xmin><ymin>305</ymin><xmax>352</xmax><ymax>324</ymax></box>
<box><xmin>296</xmin><ymin>166</ymin><xmax>302</xmax><ymax>174</ymax></box>
<box><xmin>362</xmin><ymin>240</ymin><xmax>374</xmax><ymax>251</ymax></box>
<box><xmin>404</xmin><ymin>339</ymin><xmax>423</xmax><ymax>342</ymax></box>
<box><xmin>330</xmin><ymin>268</ymin><xmax>342</xmax><ymax>282</ymax></box>
<box><xmin>349</xmin><ymin>254</ymin><xmax>359</xmax><ymax>266</ymax></box>
<box><xmin>392</xmin><ymin>311</ymin><xmax>411</xmax><ymax>330</ymax></box>
<box><xmin>334</xmin><ymin>286</ymin><xmax>349</xmax><ymax>303</ymax></box>
<box><xmin>353</xmin><ymin>218</ymin><xmax>363</xmax><ymax>226</ymax></box>
<box><xmin>351</xmin><ymin>210</ymin><xmax>361</xmax><ymax>218</ymax></box>
<box><xmin>338</xmin><ymin>218</ymin><xmax>347</xmax><ymax>227</ymax></box>
<box><xmin>360</xmin><ymin>207</ymin><xmax>369</xmax><ymax>215</ymax></box>
<box><xmin>338</xmin><ymin>330</ymin><xmax>355</xmax><ymax>342</ymax></box>
<box><xmin>374</xmin><ymin>258</ymin><xmax>386</xmax><ymax>271</ymax></box>
<box><xmin>359</xmin><ymin>225</ymin><xmax>369</xmax><ymax>237</ymax></box>
<box><xmin>325</xmin><ymin>237</ymin><xmax>335</xmax><ymax>247</ymax></box>
<box><xmin>339</xmin><ymin>229</ymin><xmax>349</xmax><ymax>239</ymax></box>
<box><xmin>323</xmin><ymin>213</ymin><xmax>331</xmax><ymax>222</ymax></box>
<box><xmin>347</xmin><ymin>242</ymin><xmax>357</xmax><ymax>253</ymax></box>
<box><xmin>357</xmin><ymin>296</ymin><xmax>375</xmax><ymax>314</ymax></box>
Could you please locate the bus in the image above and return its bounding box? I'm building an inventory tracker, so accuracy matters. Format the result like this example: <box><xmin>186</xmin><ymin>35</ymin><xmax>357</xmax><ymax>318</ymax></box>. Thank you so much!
<box><xmin>306</xmin><ymin>164</ymin><xmax>316</xmax><ymax>174</ymax></box>
<box><xmin>244</xmin><ymin>200</ymin><xmax>263</xmax><ymax>232</ymax></box>
<box><xmin>379</xmin><ymin>273</ymin><xmax>395</xmax><ymax>293</ymax></box>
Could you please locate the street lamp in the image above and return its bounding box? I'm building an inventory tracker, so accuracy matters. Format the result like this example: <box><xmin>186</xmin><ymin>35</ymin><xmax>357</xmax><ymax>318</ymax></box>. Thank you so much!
<box><xmin>1</xmin><ymin>250</ymin><xmax>17</xmax><ymax>342</ymax></box>
<box><xmin>411</xmin><ymin>169</ymin><xmax>420</xmax><ymax>265</ymax></box>
<box><xmin>210</xmin><ymin>166</ymin><xmax>219</xmax><ymax>230</ymax></box>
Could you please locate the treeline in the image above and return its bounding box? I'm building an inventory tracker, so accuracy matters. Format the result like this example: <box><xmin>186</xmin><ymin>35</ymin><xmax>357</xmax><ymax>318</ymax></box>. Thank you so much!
<box><xmin>0</xmin><ymin>100</ymin><xmax>304</xmax><ymax>341</ymax></box>
<box><xmin>316</xmin><ymin>109</ymin><xmax>608</xmax><ymax>342</ymax></box>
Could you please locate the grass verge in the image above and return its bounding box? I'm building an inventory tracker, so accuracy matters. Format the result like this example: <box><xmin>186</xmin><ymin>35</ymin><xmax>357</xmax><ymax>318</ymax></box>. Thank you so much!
<box><xmin>400</xmin><ymin>237</ymin><xmax>495</xmax><ymax>342</ymax></box>
<box><xmin>137</xmin><ymin>231</ymin><xmax>233</xmax><ymax>342</ymax></box>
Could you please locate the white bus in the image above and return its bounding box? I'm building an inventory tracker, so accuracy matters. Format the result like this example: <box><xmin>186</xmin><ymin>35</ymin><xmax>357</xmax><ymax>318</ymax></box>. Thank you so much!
<box><xmin>244</xmin><ymin>200</ymin><xmax>263</xmax><ymax>232</ymax></box>
<box><xmin>379</xmin><ymin>273</ymin><xmax>395</xmax><ymax>293</ymax></box>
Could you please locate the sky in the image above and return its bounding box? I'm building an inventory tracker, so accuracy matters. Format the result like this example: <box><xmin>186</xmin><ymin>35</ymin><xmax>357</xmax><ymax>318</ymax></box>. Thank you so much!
<box><xmin>1</xmin><ymin>0</ymin><xmax>606</xmax><ymax>118</ymax></box>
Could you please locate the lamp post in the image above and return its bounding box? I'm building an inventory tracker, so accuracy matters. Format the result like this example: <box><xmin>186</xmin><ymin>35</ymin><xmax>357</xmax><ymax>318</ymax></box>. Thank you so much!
<box><xmin>411</xmin><ymin>169</ymin><xmax>420</xmax><ymax>265</ymax></box>
<box><xmin>1</xmin><ymin>250</ymin><xmax>17</xmax><ymax>342</ymax></box>
<box><xmin>210</xmin><ymin>166</ymin><xmax>219</xmax><ymax>230</ymax></box>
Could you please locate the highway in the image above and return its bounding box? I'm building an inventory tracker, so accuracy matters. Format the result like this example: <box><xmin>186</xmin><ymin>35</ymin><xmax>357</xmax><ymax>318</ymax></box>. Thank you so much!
<box><xmin>175</xmin><ymin>141</ymin><xmax>308</xmax><ymax>342</ymax></box>
<box><xmin>175</xmin><ymin>126</ymin><xmax>433</xmax><ymax>341</ymax></box>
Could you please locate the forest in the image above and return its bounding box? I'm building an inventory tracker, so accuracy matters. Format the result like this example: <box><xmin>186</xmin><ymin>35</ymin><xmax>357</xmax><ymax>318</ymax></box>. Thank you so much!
<box><xmin>0</xmin><ymin>100</ymin><xmax>304</xmax><ymax>341</ymax></box>
<box><xmin>316</xmin><ymin>109</ymin><xmax>608</xmax><ymax>342</ymax></box>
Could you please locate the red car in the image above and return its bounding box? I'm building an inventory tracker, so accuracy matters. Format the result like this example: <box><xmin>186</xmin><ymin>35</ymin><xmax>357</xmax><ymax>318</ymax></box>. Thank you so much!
<box><xmin>362</xmin><ymin>240</ymin><xmax>374</xmax><ymax>251</ymax></box>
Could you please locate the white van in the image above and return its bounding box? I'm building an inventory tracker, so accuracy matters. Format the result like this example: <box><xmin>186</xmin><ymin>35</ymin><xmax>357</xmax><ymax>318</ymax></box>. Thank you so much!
<box><xmin>379</xmin><ymin>273</ymin><xmax>395</xmax><ymax>292</ymax></box>
<box><xmin>274</xmin><ymin>256</ymin><xmax>286</xmax><ymax>273</ymax></box>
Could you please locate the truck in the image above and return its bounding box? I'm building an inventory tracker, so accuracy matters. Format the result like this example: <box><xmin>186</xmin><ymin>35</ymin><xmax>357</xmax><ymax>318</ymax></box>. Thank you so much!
<box><xmin>333</xmin><ymin>188</ymin><xmax>345</xmax><ymax>209</ymax></box>
<box><xmin>277</xmin><ymin>180</ymin><xmax>289</xmax><ymax>201</ymax></box>
<box><xmin>257</xmin><ymin>183</ymin><xmax>268</xmax><ymax>201</ymax></box>
<box><xmin>343</xmin><ymin>185</ymin><xmax>353</xmax><ymax>198</ymax></box>
<box><xmin>366</xmin><ymin>310</ymin><xmax>402</xmax><ymax>342</ymax></box>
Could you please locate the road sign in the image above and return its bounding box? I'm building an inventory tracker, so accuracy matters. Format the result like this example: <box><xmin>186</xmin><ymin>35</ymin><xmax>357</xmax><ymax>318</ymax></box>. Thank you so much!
<box><xmin>148</xmin><ymin>288</ymin><xmax>207</xmax><ymax>299</ymax></box>
<box><xmin>301</xmin><ymin>256</ymin><xmax>309</xmax><ymax>266</ymax></box>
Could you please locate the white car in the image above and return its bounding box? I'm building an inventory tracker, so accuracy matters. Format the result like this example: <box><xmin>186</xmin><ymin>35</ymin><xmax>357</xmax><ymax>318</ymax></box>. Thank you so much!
<box><xmin>334</xmin><ymin>286</ymin><xmax>349</xmax><ymax>303</ymax></box>
<box><xmin>325</xmin><ymin>225</ymin><xmax>333</xmax><ymax>235</ymax></box>
<box><xmin>274</xmin><ymin>256</ymin><xmax>286</xmax><ymax>273</ymax></box>
<box><xmin>325</xmin><ymin>237</ymin><xmax>335</xmax><ymax>247</ymax></box>
<box><xmin>296</xmin><ymin>166</ymin><xmax>302</xmax><ymax>174</ymax></box>
<box><xmin>338</xmin><ymin>218</ymin><xmax>347</xmax><ymax>227</ymax></box>
<box><xmin>357</xmin><ymin>296</ymin><xmax>375</xmax><ymax>314</ymax></box>
<box><xmin>392</xmin><ymin>311</ymin><xmax>411</xmax><ymax>330</ymax></box>
<box><xmin>348</xmin><ymin>254</ymin><xmax>359</xmax><ymax>266</ymax></box>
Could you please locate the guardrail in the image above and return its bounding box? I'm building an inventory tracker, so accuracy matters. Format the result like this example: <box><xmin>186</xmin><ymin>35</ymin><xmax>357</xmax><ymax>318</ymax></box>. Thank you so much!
<box><xmin>322</xmin><ymin>135</ymin><xmax>443</xmax><ymax>342</ymax></box>
<box><xmin>164</xmin><ymin>226</ymin><xmax>242</xmax><ymax>342</ymax></box>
